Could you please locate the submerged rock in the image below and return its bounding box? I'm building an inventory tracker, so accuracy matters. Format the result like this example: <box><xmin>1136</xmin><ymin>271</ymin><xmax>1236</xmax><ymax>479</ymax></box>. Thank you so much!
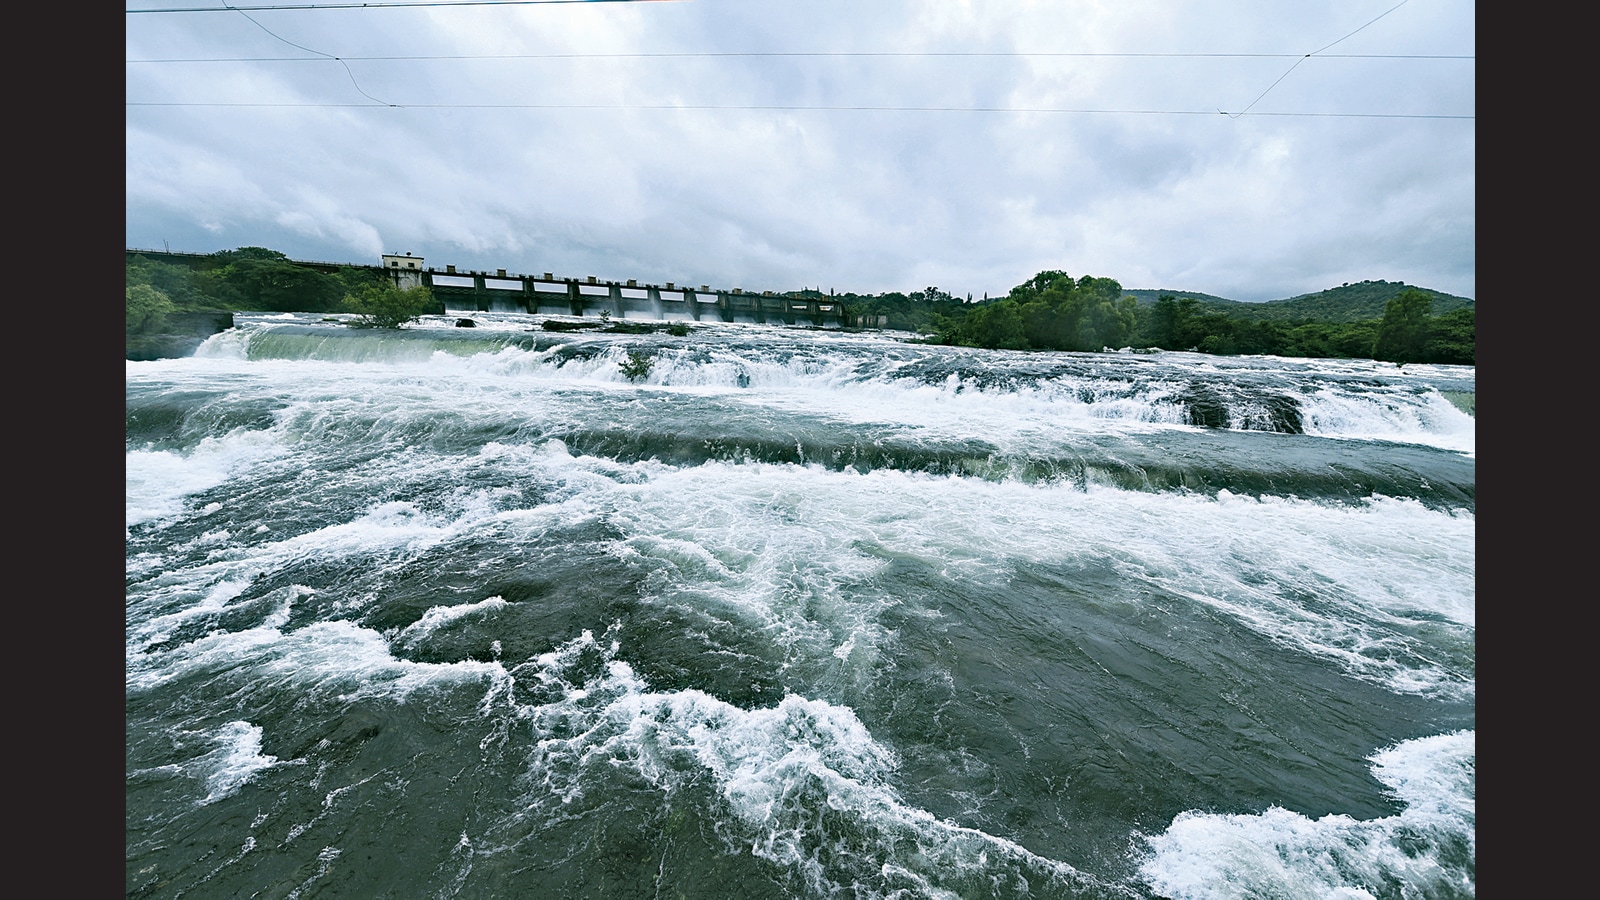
<box><xmin>1179</xmin><ymin>383</ymin><xmax>1304</xmax><ymax>434</ymax></box>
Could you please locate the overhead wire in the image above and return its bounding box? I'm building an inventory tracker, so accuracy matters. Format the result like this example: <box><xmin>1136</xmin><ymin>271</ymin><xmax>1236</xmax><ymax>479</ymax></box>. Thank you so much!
<box><xmin>124</xmin><ymin>101</ymin><xmax>1472</xmax><ymax>119</ymax></box>
<box><xmin>129</xmin><ymin>1</ymin><xmax>680</xmax><ymax>11</ymax></box>
<box><xmin>213</xmin><ymin>0</ymin><xmax>397</xmax><ymax>104</ymax></box>
<box><xmin>1224</xmin><ymin>0</ymin><xmax>1415</xmax><ymax>118</ymax></box>
<box><xmin>127</xmin><ymin>0</ymin><xmax>1471</xmax><ymax>119</ymax></box>
<box><xmin>127</xmin><ymin>51</ymin><xmax>1473</xmax><ymax>62</ymax></box>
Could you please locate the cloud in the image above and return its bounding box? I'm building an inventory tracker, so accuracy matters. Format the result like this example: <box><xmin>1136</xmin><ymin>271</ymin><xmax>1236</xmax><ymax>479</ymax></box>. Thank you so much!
<box><xmin>125</xmin><ymin>1</ymin><xmax>1474</xmax><ymax>302</ymax></box>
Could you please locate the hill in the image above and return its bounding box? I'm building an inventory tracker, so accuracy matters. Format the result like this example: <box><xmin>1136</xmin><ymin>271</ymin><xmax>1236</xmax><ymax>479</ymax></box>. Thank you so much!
<box><xmin>1236</xmin><ymin>280</ymin><xmax>1474</xmax><ymax>323</ymax></box>
<box><xmin>1123</xmin><ymin>280</ymin><xmax>1473</xmax><ymax>324</ymax></box>
<box><xmin>1121</xmin><ymin>289</ymin><xmax>1247</xmax><ymax>309</ymax></box>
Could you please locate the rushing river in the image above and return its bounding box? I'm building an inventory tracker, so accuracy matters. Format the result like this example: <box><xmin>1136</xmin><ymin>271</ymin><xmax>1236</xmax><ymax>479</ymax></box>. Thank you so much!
<box><xmin>126</xmin><ymin>311</ymin><xmax>1474</xmax><ymax>898</ymax></box>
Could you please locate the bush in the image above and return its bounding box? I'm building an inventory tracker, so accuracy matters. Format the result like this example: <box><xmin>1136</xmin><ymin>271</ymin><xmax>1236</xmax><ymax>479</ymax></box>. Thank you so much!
<box><xmin>126</xmin><ymin>284</ymin><xmax>175</xmax><ymax>333</ymax></box>
<box><xmin>1371</xmin><ymin>289</ymin><xmax>1433</xmax><ymax>364</ymax></box>
<box><xmin>619</xmin><ymin>350</ymin><xmax>654</xmax><ymax>381</ymax></box>
<box><xmin>345</xmin><ymin>283</ymin><xmax>435</xmax><ymax>328</ymax></box>
<box><xmin>127</xmin><ymin>256</ymin><xmax>211</xmax><ymax>310</ymax></box>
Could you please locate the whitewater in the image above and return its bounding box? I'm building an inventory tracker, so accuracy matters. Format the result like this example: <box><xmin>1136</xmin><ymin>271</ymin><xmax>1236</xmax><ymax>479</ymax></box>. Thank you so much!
<box><xmin>127</xmin><ymin>311</ymin><xmax>1473</xmax><ymax>898</ymax></box>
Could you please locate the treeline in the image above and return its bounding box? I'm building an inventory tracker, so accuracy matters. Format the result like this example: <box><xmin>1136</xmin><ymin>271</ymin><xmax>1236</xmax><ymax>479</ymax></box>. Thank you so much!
<box><xmin>126</xmin><ymin>247</ymin><xmax>389</xmax><ymax>318</ymax></box>
<box><xmin>126</xmin><ymin>247</ymin><xmax>443</xmax><ymax>332</ymax></box>
<box><xmin>126</xmin><ymin>248</ymin><xmax>1473</xmax><ymax>363</ymax></box>
<box><xmin>931</xmin><ymin>271</ymin><xmax>1137</xmax><ymax>352</ymax></box>
<box><xmin>1123</xmin><ymin>290</ymin><xmax>1474</xmax><ymax>363</ymax></box>
<box><xmin>1226</xmin><ymin>280</ymin><xmax>1474</xmax><ymax>324</ymax></box>
<box><xmin>832</xmin><ymin>286</ymin><xmax>971</xmax><ymax>334</ymax></box>
<box><xmin>844</xmin><ymin>270</ymin><xmax>1472</xmax><ymax>364</ymax></box>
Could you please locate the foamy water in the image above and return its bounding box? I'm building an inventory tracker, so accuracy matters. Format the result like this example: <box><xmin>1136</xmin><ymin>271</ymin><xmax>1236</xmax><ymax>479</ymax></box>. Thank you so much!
<box><xmin>128</xmin><ymin>315</ymin><xmax>1472</xmax><ymax>898</ymax></box>
<box><xmin>1138</xmin><ymin>730</ymin><xmax>1475</xmax><ymax>899</ymax></box>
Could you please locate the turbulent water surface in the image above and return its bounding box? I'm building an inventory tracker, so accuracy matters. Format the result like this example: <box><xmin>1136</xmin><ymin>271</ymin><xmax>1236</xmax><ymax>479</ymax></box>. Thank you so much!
<box><xmin>127</xmin><ymin>312</ymin><xmax>1474</xmax><ymax>899</ymax></box>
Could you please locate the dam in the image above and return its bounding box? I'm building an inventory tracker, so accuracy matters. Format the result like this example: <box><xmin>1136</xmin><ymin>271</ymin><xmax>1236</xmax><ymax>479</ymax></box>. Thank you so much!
<box><xmin>422</xmin><ymin>267</ymin><xmax>845</xmax><ymax>327</ymax></box>
<box><xmin>127</xmin><ymin>248</ymin><xmax>850</xmax><ymax>327</ymax></box>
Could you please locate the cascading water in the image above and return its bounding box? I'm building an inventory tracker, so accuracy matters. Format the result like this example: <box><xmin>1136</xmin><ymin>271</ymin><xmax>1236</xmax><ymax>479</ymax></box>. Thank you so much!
<box><xmin>129</xmin><ymin>312</ymin><xmax>1473</xmax><ymax>899</ymax></box>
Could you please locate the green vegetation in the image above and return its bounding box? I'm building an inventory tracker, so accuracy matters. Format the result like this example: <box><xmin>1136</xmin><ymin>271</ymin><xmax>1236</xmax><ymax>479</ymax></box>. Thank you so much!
<box><xmin>926</xmin><ymin>272</ymin><xmax>1136</xmax><ymax>352</ymax></box>
<box><xmin>619</xmin><ymin>350</ymin><xmax>654</xmax><ymax>381</ymax></box>
<box><xmin>125</xmin><ymin>246</ymin><xmax>444</xmax><ymax>335</ymax></box>
<box><xmin>824</xmin><ymin>277</ymin><xmax>1473</xmax><ymax>364</ymax></box>
<box><xmin>915</xmin><ymin>274</ymin><xmax>1472</xmax><ymax>364</ymax></box>
<box><xmin>1119</xmin><ymin>288</ymin><xmax>1243</xmax><ymax>309</ymax></box>
<box><xmin>345</xmin><ymin>282</ymin><xmax>435</xmax><ymax>328</ymax></box>
<box><xmin>1419</xmin><ymin>306</ymin><xmax>1475</xmax><ymax>365</ymax></box>
<box><xmin>125</xmin><ymin>284</ymin><xmax>176</xmax><ymax>334</ymax></box>
<box><xmin>1371</xmin><ymin>289</ymin><xmax>1434</xmax><ymax>364</ymax></box>
<box><xmin>831</xmin><ymin>286</ymin><xmax>967</xmax><ymax>333</ymax></box>
<box><xmin>1235</xmin><ymin>280</ymin><xmax>1473</xmax><ymax>324</ymax></box>
<box><xmin>126</xmin><ymin>246</ymin><xmax>1473</xmax><ymax>364</ymax></box>
<box><xmin>126</xmin><ymin>248</ymin><xmax>388</xmax><ymax>317</ymax></box>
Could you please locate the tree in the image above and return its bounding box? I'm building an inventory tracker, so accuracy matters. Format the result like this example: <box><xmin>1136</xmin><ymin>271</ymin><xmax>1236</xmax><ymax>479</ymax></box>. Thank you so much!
<box><xmin>1423</xmin><ymin>306</ymin><xmax>1474</xmax><ymax>364</ymax></box>
<box><xmin>1075</xmin><ymin>275</ymin><xmax>1124</xmax><ymax>307</ymax></box>
<box><xmin>619</xmin><ymin>350</ymin><xmax>654</xmax><ymax>381</ymax></box>
<box><xmin>345</xmin><ymin>283</ymin><xmax>435</xmax><ymax>328</ymax></box>
<box><xmin>945</xmin><ymin>300</ymin><xmax>1028</xmax><ymax>349</ymax></box>
<box><xmin>127</xmin><ymin>284</ymin><xmax>175</xmax><ymax>333</ymax></box>
<box><xmin>1006</xmin><ymin>270</ymin><xmax>1074</xmax><ymax>304</ymax></box>
<box><xmin>1084</xmin><ymin>297</ymin><xmax>1137</xmax><ymax>349</ymax></box>
<box><xmin>1144</xmin><ymin>295</ymin><xmax>1181</xmax><ymax>348</ymax></box>
<box><xmin>1371</xmin><ymin>289</ymin><xmax>1433</xmax><ymax>364</ymax></box>
<box><xmin>1145</xmin><ymin>295</ymin><xmax>1205</xmax><ymax>349</ymax></box>
<box><xmin>218</xmin><ymin>257</ymin><xmax>346</xmax><ymax>312</ymax></box>
<box><xmin>212</xmin><ymin>246</ymin><xmax>289</xmax><ymax>263</ymax></box>
<box><xmin>127</xmin><ymin>255</ymin><xmax>211</xmax><ymax>309</ymax></box>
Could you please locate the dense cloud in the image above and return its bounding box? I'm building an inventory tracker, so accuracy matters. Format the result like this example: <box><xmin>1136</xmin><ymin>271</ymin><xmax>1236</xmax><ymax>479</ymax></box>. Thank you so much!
<box><xmin>126</xmin><ymin>0</ymin><xmax>1474</xmax><ymax>302</ymax></box>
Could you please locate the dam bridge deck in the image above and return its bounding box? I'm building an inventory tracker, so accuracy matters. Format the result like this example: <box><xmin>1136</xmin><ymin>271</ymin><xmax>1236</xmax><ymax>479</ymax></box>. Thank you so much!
<box><xmin>422</xmin><ymin>269</ymin><xmax>843</xmax><ymax>326</ymax></box>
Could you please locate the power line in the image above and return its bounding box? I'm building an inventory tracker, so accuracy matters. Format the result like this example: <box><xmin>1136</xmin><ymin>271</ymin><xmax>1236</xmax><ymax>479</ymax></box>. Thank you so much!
<box><xmin>1226</xmin><ymin>0</ymin><xmax>1413</xmax><ymax>118</ymax></box>
<box><xmin>221</xmin><ymin>0</ymin><xmax>397</xmax><ymax>103</ymax></box>
<box><xmin>128</xmin><ymin>0</ymin><xmax>680</xmax><ymax>11</ymax></box>
<box><xmin>127</xmin><ymin>51</ymin><xmax>1474</xmax><ymax>62</ymax></box>
<box><xmin>124</xmin><ymin>101</ymin><xmax>1473</xmax><ymax>119</ymax></box>
<box><xmin>126</xmin><ymin>0</ymin><xmax>1470</xmax><ymax>119</ymax></box>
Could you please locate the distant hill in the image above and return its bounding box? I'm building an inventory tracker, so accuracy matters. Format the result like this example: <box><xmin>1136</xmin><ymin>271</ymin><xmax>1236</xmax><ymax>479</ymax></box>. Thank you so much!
<box><xmin>1121</xmin><ymin>289</ymin><xmax>1247</xmax><ymax>309</ymax></box>
<box><xmin>1240</xmin><ymin>281</ymin><xmax>1473</xmax><ymax>323</ymax></box>
<box><xmin>1123</xmin><ymin>280</ymin><xmax>1473</xmax><ymax>324</ymax></box>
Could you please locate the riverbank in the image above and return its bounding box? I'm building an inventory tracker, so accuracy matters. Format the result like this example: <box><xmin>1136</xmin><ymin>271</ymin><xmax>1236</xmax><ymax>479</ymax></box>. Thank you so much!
<box><xmin>126</xmin><ymin>311</ymin><xmax>235</xmax><ymax>361</ymax></box>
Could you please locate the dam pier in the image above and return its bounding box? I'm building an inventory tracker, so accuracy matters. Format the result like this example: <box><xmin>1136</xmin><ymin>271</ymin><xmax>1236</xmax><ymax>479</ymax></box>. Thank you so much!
<box><xmin>382</xmin><ymin>253</ymin><xmax>844</xmax><ymax>326</ymax></box>
<box><xmin>128</xmin><ymin>248</ymin><xmax>851</xmax><ymax>327</ymax></box>
<box><xmin>423</xmin><ymin>269</ymin><xmax>844</xmax><ymax>327</ymax></box>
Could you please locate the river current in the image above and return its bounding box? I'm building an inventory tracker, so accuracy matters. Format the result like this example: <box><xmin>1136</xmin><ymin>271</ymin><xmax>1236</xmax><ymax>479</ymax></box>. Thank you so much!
<box><xmin>126</xmin><ymin>311</ymin><xmax>1474</xmax><ymax>898</ymax></box>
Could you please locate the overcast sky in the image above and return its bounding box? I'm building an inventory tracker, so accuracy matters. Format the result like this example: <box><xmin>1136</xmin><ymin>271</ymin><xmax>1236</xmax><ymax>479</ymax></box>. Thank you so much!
<box><xmin>125</xmin><ymin>0</ymin><xmax>1474</xmax><ymax>303</ymax></box>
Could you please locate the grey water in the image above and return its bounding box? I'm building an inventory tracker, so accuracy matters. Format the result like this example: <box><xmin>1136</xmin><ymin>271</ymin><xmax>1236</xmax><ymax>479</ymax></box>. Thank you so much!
<box><xmin>127</xmin><ymin>312</ymin><xmax>1474</xmax><ymax>898</ymax></box>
